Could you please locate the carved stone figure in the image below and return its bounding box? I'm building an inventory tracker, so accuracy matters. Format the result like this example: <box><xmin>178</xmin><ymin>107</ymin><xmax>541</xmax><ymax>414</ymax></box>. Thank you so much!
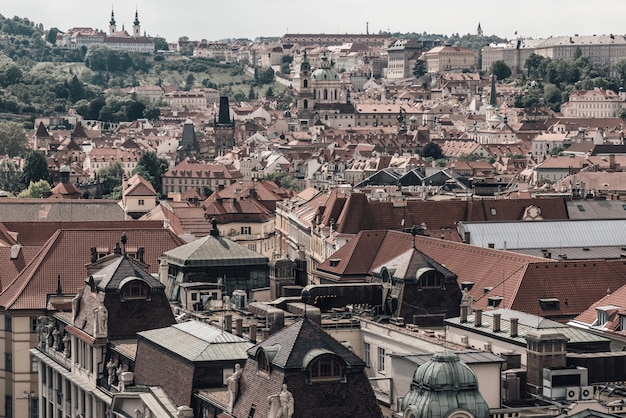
<box><xmin>36</xmin><ymin>316</ymin><xmax>48</xmax><ymax>346</ymax></box>
<box><xmin>94</xmin><ymin>305</ymin><xmax>108</xmax><ymax>337</ymax></box>
<box><xmin>268</xmin><ymin>384</ymin><xmax>294</xmax><ymax>418</ymax></box>
<box><xmin>62</xmin><ymin>332</ymin><xmax>71</xmax><ymax>357</ymax></box>
<box><xmin>106</xmin><ymin>359</ymin><xmax>117</xmax><ymax>386</ymax></box>
<box><xmin>226</xmin><ymin>363</ymin><xmax>242</xmax><ymax>412</ymax></box>
<box><xmin>52</xmin><ymin>327</ymin><xmax>60</xmax><ymax>350</ymax></box>
<box><xmin>117</xmin><ymin>363</ymin><xmax>125</xmax><ymax>391</ymax></box>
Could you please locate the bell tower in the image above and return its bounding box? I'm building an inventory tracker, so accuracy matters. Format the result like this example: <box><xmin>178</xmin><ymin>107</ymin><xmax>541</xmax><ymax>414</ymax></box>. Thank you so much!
<box><xmin>132</xmin><ymin>9</ymin><xmax>141</xmax><ymax>37</ymax></box>
<box><xmin>109</xmin><ymin>8</ymin><xmax>116</xmax><ymax>35</ymax></box>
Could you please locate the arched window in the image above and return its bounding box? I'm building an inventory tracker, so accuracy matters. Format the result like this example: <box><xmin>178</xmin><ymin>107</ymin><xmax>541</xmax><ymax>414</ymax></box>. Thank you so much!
<box><xmin>121</xmin><ymin>281</ymin><xmax>148</xmax><ymax>301</ymax></box>
<box><xmin>303</xmin><ymin>79</ymin><xmax>308</xmax><ymax>88</ymax></box>
<box><xmin>324</xmin><ymin>89</ymin><xmax>328</xmax><ymax>100</ymax></box>
<box><xmin>309</xmin><ymin>357</ymin><xmax>343</xmax><ymax>381</ymax></box>
<box><xmin>257</xmin><ymin>351</ymin><xmax>269</xmax><ymax>374</ymax></box>
<box><xmin>324</xmin><ymin>114</ymin><xmax>328</xmax><ymax>121</ymax></box>
<box><xmin>303</xmin><ymin>99</ymin><xmax>308</xmax><ymax>109</ymax></box>
<box><xmin>418</xmin><ymin>268</ymin><xmax>442</xmax><ymax>289</ymax></box>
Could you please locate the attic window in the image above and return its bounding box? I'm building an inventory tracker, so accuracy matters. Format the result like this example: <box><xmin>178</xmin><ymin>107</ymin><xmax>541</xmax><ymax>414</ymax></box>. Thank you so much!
<box><xmin>490</xmin><ymin>208</ymin><xmax>497</xmax><ymax>215</ymax></box>
<box><xmin>309</xmin><ymin>357</ymin><xmax>344</xmax><ymax>382</ymax></box>
<box><xmin>539</xmin><ymin>298</ymin><xmax>560</xmax><ymax>311</ymax></box>
<box><xmin>122</xmin><ymin>282</ymin><xmax>148</xmax><ymax>301</ymax></box>
<box><xmin>577</xmin><ymin>205</ymin><xmax>585</xmax><ymax>211</ymax></box>
<box><xmin>487</xmin><ymin>296</ymin><xmax>503</xmax><ymax>307</ymax></box>
<box><xmin>329</xmin><ymin>259</ymin><xmax>341</xmax><ymax>267</ymax></box>
<box><xmin>257</xmin><ymin>351</ymin><xmax>269</xmax><ymax>374</ymax></box>
<box><xmin>622</xmin><ymin>204</ymin><xmax>626</xmax><ymax>211</ymax></box>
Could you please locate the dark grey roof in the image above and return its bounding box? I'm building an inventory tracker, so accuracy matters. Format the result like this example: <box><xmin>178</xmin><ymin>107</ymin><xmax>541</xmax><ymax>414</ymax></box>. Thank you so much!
<box><xmin>96</xmin><ymin>255</ymin><xmax>164</xmax><ymax>291</ymax></box>
<box><xmin>0</xmin><ymin>200</ymin><xmax>125</xmax><ymax>222</ymax></box>
<box><xmin>161</xmin><ymin>234</ymin><xmax>268</xmax><ymax>267</ymax></box>
<box><xmin>138</xmin><ymin>320</ymin><xmax>252</xmax><ymax>362</ymax></box>
<box><xmin>249</xmin><ymin>317</ymin><xmax>365</xmax><ymax>371</ymax></box>
<box><xmin>566</xmin><ymin>200</ymin><xmax>626</xmax><ymax>220</ymax></box>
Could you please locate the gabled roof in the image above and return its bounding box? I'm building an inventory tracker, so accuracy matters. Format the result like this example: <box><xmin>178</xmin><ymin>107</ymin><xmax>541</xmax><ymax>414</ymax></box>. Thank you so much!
<box><xmin>124</xmin><ymin>174</ymin><xmax>157</xmax><ymax>197</ymax></box>
<box><xmin>0</xmin><ymin>228</ymin><xmax>184</xmax><ymax>310</ymax></box>
<box><xmin>248</xmin><ymin>317</ymin><xmax>365</xmax><ymax>370</ymax></box>
<box><xmin>138</xmin><ymin>320</ymin><xmax>252</xmax><ymax>362</ymax></box>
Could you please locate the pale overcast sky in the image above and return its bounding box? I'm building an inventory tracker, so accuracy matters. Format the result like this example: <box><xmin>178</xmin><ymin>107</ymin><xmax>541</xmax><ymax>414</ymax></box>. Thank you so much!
<box><xmin>2</xmin><ymin>0</ymin><xmax>625</xmax><ymax>43</ymax></box>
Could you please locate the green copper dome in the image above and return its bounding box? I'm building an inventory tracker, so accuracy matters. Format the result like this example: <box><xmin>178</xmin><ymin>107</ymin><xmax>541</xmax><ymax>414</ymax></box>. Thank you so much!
<box><xmin>401</xmin><ymin>352</ymin><xmax>490</xmax><ymax>418</ymax></box>
<box><xmin>311</xmin><ymin>53</ymin><xmax>339</xmax><ymax>81</ymax></box>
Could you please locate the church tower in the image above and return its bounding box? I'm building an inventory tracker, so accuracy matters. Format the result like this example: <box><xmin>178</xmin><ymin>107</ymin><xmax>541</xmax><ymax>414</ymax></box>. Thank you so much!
<box><xmin>133</xmin><ymin>9</ymin><xmax>141</xmax><ymax>37</ymax></box>
<box><xmin>477</xmin><ymin>22</ymin><xmax>483</xmax><ymax>37</ymax></box>
<box><xmin>109</xmin><ymin>8</ymin><xmax>116</xmax><ymax>35</ymax></box>
<box><xmin>295</xmin><ymin>52</ymin><xmax>314</xmax><ymax>129</ymax></box>
<box><xmin>214</xmin><ymin>96</ymin><xmax>235</xmax><ymax>157</ymax></box>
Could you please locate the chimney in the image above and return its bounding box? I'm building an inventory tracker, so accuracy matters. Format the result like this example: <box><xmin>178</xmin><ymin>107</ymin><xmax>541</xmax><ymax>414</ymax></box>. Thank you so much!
<box><xmin>249</xmin><ymin>323</ymin><xmax>257</xmax><ymax>343</ymax></box>
<box><xmin>235</xmin><ymin>318</ymin><xmax>243</xmax><ymax>336</ymax></box>
<box><xmin>460</xmin><ymin>305</ymin><xmax>468</xmax><ymax>323</ymax></box>
<box><xmin>91</xmin><ymin>247</ymin><xmax>98</xmax><ymax>263</ymax></box>
<box><xmin>510</xmin><ymin>317</ymin><xmax>519</xmax><ymax>337</ymax></box>
<box><xmin>493</xmin><ymin>313</ymin><xmax>501</xmax><ymax>332</ymax></box>
<box><xmin>137</xmin><ymin>247</ymin><xmax>145</xmax><ymax>263</ymax></box>
<box><xmin>114</xmin><ymin>242</ymin><xmax>122</xmax><ymax>255</ymax></box>
<box><xmin>474</xmin><ymin>309</ymin><xmax>482</xmax><ymax>327</ymax></box>
<box><xmin>224</xmin><ymin>314</ymin><xmax>232</xmax><ymax>334</ymax></box>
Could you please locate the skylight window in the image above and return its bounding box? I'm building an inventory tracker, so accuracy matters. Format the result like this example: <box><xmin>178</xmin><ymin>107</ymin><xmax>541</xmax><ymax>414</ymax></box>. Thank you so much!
<box><xmin>577</xmin><ymin>205</ymin><xmax>585</xmax><ymax>211</ymax></box>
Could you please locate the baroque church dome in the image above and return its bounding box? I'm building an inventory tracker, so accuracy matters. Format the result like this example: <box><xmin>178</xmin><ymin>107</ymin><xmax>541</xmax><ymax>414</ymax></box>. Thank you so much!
<box><xmin>311</xmin><ymin>53</ymin><xmax>339</xmax><ymax>81</ymax></box>
<box><xmin>401</xmin><ymin>352</ymin><xmax>490</xmax><ymax>418</ymax></box>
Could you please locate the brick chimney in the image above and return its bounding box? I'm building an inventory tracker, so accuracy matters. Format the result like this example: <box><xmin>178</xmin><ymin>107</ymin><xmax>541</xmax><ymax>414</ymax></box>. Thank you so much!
<box><xmin>493</xmin><ymin>313</ymin><xmax>501</xmax><ymax>332</ymax></box>
<box><xmin>510</xmin><ymin>317</ymin><xmax>519</xmax><ymax>337</ymax></box>
<box><xmin>474</xmin><ymin>309</ymin><xmax>482</xmax><ymax>327</ymax></box>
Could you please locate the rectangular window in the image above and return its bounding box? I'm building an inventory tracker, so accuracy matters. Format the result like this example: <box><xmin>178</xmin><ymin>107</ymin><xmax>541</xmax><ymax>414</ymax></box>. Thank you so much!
<box><xmin>138</xmin><ymin>199</ymin><xmax>145</xmax><ymax>205</ymax></box>
<box><xmin>377</xmin><ymin>347</ymin><xmax>385</xmax><ymax>372</ymax></box>
<box><xmin>4</xmin><ymin>315</ymin><xmax>11</xmax><ymax>331</ymax></box>
<box><xmin>31</xmin><ymin>317</ymin><xmax>38</xmax><ymax>333</ymax></box>
<box><xmin>5</xmin><ymin>395</ymin><xmax>12</xmax><ymax>418</ymax></box>
<box><xmin>241</xmin><ymin>226</ymin><xmax>251</xmax><ymax>235</ymax></box>
<box><xmin>5</xmin><ymin>352</ymin><xmax>12</xmax><ymax>372</ymax></box>
<box><xmin>30</xmin><ymin>356</ymin><xmax>38</xmax><ymax>373</ymax></box>
<box><xmin>364</xmin><ymin>342</ymin><xmax>371</xmax><ymax>367</ymax></box>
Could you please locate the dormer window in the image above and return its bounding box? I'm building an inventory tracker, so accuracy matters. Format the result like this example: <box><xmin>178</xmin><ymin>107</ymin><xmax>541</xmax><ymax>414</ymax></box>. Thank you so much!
<box><xmin>309</xmin><ymin>357</ymin><xmax>343</xmax><ymax>382</ymax></box>
<box><xmin>487</xmin><ymin>296</ymin><xmax>503</xmax><ymax>307</ymax></box>
<box><xmin>122</xmin><ymin>281</ymin><xmax>148</xmax><ymax>301</ymax></box>
<box><xmin>417</xmin><ymin>267</ymin><xmax>442</xmax><ymax>289</ymax></box>
<box><xmin>539</xmin><ymin>298</ymin><xmax>560</xmax><ymax>311</ymax></box>
<box><xmin>257</xmin><ymin>351</ymin><xmax>269</xmax><ymax>375</ymax></box>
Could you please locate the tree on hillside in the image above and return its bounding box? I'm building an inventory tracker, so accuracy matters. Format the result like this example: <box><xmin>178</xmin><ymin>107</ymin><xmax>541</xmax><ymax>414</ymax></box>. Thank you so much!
<box><xmin>259</xmin><ymin>172</ymin><xmax>300</xmax><ymax>191</ymax></box>
<box><xmin>23</xmin><ymin>151</ymin><xmax>49</xmax><ymax>185</ymax></box>
<box><xmin>0</xmin><ymin>121</ymin><xmax>27</xmax><ymax>157</ymax></box>
<box><xmin>490</xmin><ymin>60</ymin><xmax>511</xmax><ymax>80</ymax></box>
<box><xmin>132</xmin><ymin>151</ymin><xmax>169</xmax><ymax>195</ymax></box>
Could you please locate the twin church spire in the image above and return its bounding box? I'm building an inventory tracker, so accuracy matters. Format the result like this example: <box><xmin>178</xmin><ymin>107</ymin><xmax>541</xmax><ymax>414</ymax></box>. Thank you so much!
<box><xmin>108</xmin><ymin>7</ymin><xmax>141</xmax><ymax>37</ymax></box>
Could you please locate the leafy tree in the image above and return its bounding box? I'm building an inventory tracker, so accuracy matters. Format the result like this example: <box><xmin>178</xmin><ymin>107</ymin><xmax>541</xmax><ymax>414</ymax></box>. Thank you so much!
<box><xmin>259</xmin><ymin>172</ymin><xmax>300</xmax><ymax>191</ymax></box>
<box><xmin>151</xmin><ymin>37</ymin><xmax>169</xmax><ymax>52</ymax></box>
<box><xmin>22</xmin><ymin>151</ymin><xmax>49</xmax><ymax>185</ymax></box>
<box><xmin>524</xmin><ymin>53</ymin><xmax>545</xmax><ymax>79</ymax></box>
<box><xmin>132</xmin><ymin>151</ymin><xmax>169</xmax><ymax>194</ymax></box>
<box><xmin>125</xmin><ymin>101</ymin><xmax>146</xmax><ymax>121</ymax></box>
<box><xmin>46</xmin><ymin>28</ymin><xmax>59</xmax><ymax>45</ymax></box>
<box><xmin>143</xmin><ymin>105</ymin><xmax>161</xmax><ymax>120</ymax></box>
<box><xmin>620</xmin><ymin>107</ymin><xmax>626</xmax><ymax>120</ymax></box>
<box><xmin>412</xmin><ymin>59</ymin><xmax>426</xmax><ymax>77</ymax></box>
<box><xmin>0</xmin><ymin>121</ymin><xmax>27</xmax><ymax>157</ymax></box>
<box><xmin>613</xmin><ymin>58</ymin><xmax>626</xmax><ymax>89</ymax></box>
<box><xmin>254</xmin><ymin>67</ymin><xmax>274</xmax><ymax>84</ymax></box>
<box><xmin>98</xmin><ymin>162</ymin><xmax>124</xmax><ymax>196</ymax></box>
<box><xmin>265</xmin><ymin>86</ymin><xmax>274</xmax><ymax>97</ymax></box>
<box><xmin>0</xmin><ymin>160</ymin><xmax>24</xmax><ymax>194</ymax></box>
<box><xmin>421</xmin><ymin>142</ymin><xmax>444</xmax><ymax>160</ymax></box>
<box><xmin>490</xmin><ymin>60</ymin><xmax>511</xmax><ymax>80</ymax></box>
<box><xmin>184</xmin><ymin>73</ymin><xmax>195</xmax><ymax>91</ymax></box>
<box><xmin>202</xmin><ymin>185</ymin><xmax>214</xmax><ymax>198</ymax></box>
<box><xmin>18</xmin><ymin>179</ymin><xmax>51</xmax><ymax>198</ymax></box>
<box><xmin>248</xmin><ymin>86</ymin><xmax>255</xmax><ymax>100</ymax></box>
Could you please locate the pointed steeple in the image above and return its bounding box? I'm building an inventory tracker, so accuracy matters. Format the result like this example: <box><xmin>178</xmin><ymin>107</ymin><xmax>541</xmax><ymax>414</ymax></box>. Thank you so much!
<box><xmin>109</xmin><ymin>7</ymin><xmax>117</xmax><ymax>35</ymax></box>
<box><xmin>132</xmin><ymin>8</ymin><xmax>141</xmax><ymax>37</ymax></box>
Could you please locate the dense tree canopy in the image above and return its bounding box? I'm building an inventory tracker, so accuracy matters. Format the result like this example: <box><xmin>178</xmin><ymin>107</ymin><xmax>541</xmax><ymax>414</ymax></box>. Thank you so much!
<box><xmin>0</xmin><ymin>121</ymin><xmax>28</xmax><ymax>157</ymax></box>
<box><xmin>132</xmin><ymin>151</ymin><xmax>169</xmax><ymax>195</ymax></box>
<box><xmin>22</xmin><ymin>151</ymin><xmax>49</xmax><ymax>185</ymax></box>
<box><xmin>490</xmin><ymin>60</ymin><xmax>511</xmax><ymax>80</ymax></box>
